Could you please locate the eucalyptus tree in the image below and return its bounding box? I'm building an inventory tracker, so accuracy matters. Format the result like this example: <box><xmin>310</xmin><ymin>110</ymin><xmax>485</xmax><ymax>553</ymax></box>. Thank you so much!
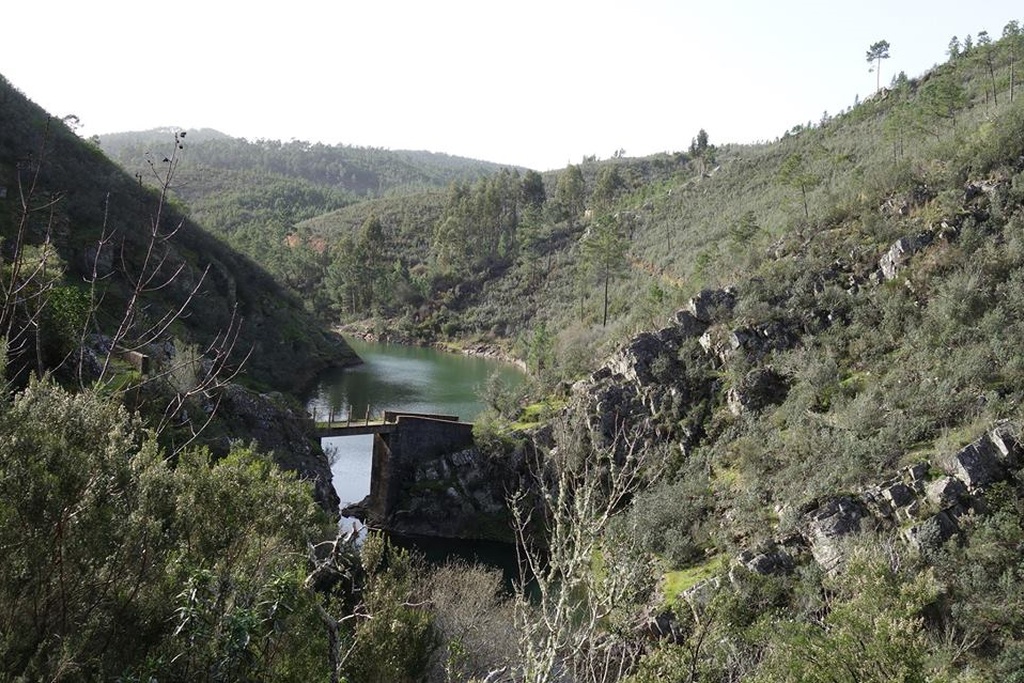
<box><xmin>778</xmin><ymin>153</ymin><xmax>819</xmax><ymax>219</ymax></box>
<box><xmin>1005</xmin><ymin>20</ymin><xmax>1022</xmax><ymax>101</ymax></box>
<box><xmin>521</xmin><ymin>169</ymin><xmax>547</xmax><ymax>209</ymax></box>
<box><xmin>948</xmin><ymin>35</ymin><xmax>962</xmax><ymax>61</ymax></box>
<box><xmin>974</xmin><ymin>31</ymin><xmax>999</xmax><ymax>105</ymax></box>
<box><xmin>554</xmin><ymin>164</ymin><xmax>586</xmax><ymax>228</ymax></box>
<box><xmin>917</xmin><ymin>71</ymin><xmax>968</xmax><ymax>137</ymax></box>
<box><xmin>592</xmin><ymin>165</ymin><xmax>626</xmax><ymax>212</ymax></box>
<box><xmin>689</xmin><ymin>128</ymin><xmax>716</xmax><ymax>176</ymax></box>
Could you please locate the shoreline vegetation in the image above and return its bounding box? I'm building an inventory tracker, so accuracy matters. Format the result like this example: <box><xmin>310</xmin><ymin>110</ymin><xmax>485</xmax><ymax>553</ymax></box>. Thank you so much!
<box><xmin>335</xmin><ymin>320</ymin><xmax>529</xmax><ymax>372</ymax></box>
<box><xmin>6</xmin><ymin>18</ymin><xmax>1024</xmax><ymax>680</ymax></box>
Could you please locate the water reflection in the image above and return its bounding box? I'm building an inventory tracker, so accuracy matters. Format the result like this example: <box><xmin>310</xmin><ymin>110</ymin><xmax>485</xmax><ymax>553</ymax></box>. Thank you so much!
<box><xmin>305</xmin><ymin>338</ymin><xmax>524</xmax><ymax>507</ymax></box>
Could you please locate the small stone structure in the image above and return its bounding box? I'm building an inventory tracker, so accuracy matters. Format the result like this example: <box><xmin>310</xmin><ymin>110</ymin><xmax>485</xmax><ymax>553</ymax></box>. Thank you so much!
<box><xmin>365</xmin><ymin>415</ymin><xmax>499</xmax><ymax>539</ymax></box>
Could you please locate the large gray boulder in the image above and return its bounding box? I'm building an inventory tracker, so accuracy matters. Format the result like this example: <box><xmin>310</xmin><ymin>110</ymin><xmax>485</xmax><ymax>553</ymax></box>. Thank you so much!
<box><xmin>804</xmin><ymin>496</ymin><xmax>870</xmax><ymax>572</ymax></box>
<box><xmin>735</xmin><ymin>543</ymin><xmax>795</xmax><ymax>577</ymax></box>
<box><xmin>606</xmin><ymin>332</ymin><xmax>669</xmax><ymax>387</ymax></box>
<box><xmin>926</xmin><ymin>476</ymin><xmax>968</xmax><ymax>509</ymax></box>
<box><xmin>688</xmin><ymin>288</ymin><xmax>736</xmax><ymax>323</ymax></box>
<box><xmin>948</xmin><ymin>430</ymin><xmax>1016</xmax><ymax>491</ymax></box>
<box><xmin>879</xmin><ymin>233</ymin><xmax>932</xmax><ymax>280</ymax></box>
<box><xmin>672</xmin><ymin>309</ymin><xmax>710</xmax><ymax>339</ymax></box>
<box><xmin>700</xmin><ymin>321</ymin><xmax>800</xmax><ymax>365</ymax></box>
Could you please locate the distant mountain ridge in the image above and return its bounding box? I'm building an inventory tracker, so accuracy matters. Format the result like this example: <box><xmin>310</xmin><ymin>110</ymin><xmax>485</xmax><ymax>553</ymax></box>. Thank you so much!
<box><xmin>99</xmin><ymin>128</ymin><xmax>517</xmax><ymax>199</ymax></box>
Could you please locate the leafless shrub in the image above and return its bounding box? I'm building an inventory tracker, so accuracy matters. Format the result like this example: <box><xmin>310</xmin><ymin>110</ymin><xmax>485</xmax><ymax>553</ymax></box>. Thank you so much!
<box><xmin>509</xmin><ymin>416</ymin><xmax>668</xmax><ymax>683</ymax></box>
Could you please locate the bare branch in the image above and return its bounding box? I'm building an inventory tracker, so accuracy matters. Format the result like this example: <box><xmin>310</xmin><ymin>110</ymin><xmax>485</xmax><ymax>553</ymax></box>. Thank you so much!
<box><xmin>509</xmin><ymin>415</ymin><xmax>667</xmax><ymax>682</ymax></box>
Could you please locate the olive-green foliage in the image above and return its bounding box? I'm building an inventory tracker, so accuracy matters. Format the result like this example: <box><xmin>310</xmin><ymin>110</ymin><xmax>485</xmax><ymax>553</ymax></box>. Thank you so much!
<box><xmin>623</xmin><ymin>454</ymin><xmax>714</xmax><ymax>567</ymax></box>
<box><xmin>0</xmin><ymin>377</ymin><xmax>333</xmax><ymax>681</ymax></box>
<box><xmin>929</xmin><ymin>478</ymin><xmax>1024</xmax><ymax>680</ymax></box>
<box><xmin>431</xmin><ymin>169</ymin><xmax>525</xmax><ymax>278</ymax></box>
<box><xmin>424</xmin><ymin>560</ymin><xmax>516</xmax><ymax>683</ymax></box>
<box><xmin>40</xmin><ymin>283</ymin><xmax>90</xmax><ymax>360</ymax></box>
<box><xmin>100</xmin><ymin>131</ymin><xmax>505</xmax><ymax>200</ymax></box>
<box><xmin>340</xmin><ymin>533</ymin><xmax>437</xmax><ymax>683</ymax></box>
<box><xmin>624</xmin><ymin>568</ymin><xmax>791</xmax><ymax>683</ymax></box>
<box><xmin>754</xmin><ymin>546</ymin><xmax>938</xmax><ymax>683</ymax></box>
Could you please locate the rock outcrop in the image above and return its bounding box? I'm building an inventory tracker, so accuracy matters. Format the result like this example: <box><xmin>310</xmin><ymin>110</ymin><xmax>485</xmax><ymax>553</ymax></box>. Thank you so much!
<box><xmin>726</xmin><ymin>367</ymin><xmax>789</xmax><ymax>415</ymax></box>
<box><xmin>803</xmin><ymin>495</ymin><xmax>872</xmax><ymax>572</ymax></box>
<box><xmin>737</xmin><ymin>425</ymin><xmax>1021</xmax><ymax>579</ymax></box>
<box><xmin>688</xmin><ymin>287</ymin><xmax>737</xmax><ymax>323</ymax></box>
<box><xmin>386</xmin><ymin>444</ymin><xmax>520</xmax><ymax>541</ymax></box>
<box><xmin>207</xmin><ymin>384</ymin><xmax>341</xmax><ymax>513</ymax></box>
<box><xmin>879</xmin><ymin>233</ymin><xmax>933</xmax><ymax>280</ymax></box>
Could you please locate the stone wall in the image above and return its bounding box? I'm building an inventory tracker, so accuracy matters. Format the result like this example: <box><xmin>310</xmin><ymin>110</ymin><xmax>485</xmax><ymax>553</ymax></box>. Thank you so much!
<box><xmin>366</xmin><ymin>416</ymin><xmax>513</xmax><ymax>540</ymax></box>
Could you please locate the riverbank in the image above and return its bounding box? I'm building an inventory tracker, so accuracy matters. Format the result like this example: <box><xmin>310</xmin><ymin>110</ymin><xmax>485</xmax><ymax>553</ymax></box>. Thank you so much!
<box><xmin>334</xmin><ymin>320</ymin><xmax>529</xmax><ymax>373</ymax></box>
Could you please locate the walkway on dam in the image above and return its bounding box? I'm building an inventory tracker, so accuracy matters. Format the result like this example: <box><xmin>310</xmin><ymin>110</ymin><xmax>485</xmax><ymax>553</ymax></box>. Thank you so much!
<box><xmin>312</xmin><ymin>409</ymin><xmax>464</xmax><ymax>438</ymax></box>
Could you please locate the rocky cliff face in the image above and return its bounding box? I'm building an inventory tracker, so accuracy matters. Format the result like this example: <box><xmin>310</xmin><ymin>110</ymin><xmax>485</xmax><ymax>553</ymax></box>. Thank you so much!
<box><xmin>570</xmin><ymin>287</ymin><xmax>792</xmax><ymax>458</ymax></box>
<box><xmin>381</xmin><ymin>443</ymin><xmax>521</xmax><ymax>541</ymax></box>
<box><xmin>358</xmin><ymin>416</ymin><xmax>530</xmax><ymax>542</ymax></box>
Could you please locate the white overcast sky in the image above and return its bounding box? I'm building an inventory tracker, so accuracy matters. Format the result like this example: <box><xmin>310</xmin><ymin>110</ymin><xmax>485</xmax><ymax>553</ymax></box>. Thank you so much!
<box><xmin>2</xmin><ymin>1</ymin><xmax>1021</xmax><ymax>171</ymax></box>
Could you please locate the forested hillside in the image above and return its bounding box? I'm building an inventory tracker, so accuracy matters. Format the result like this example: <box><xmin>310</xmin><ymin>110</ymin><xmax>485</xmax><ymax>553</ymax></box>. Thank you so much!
<box><xmin>98</xmin><ymin>130</ymin><xmax>511</xmax><ymax>311</ymax></box>
<box><xmin>0</xmin><ymin>78</ymin><xmax>358</xmax><ymax>393</ymax></box>
<box><xmin>291</xmin><ymin>22</ymin><xmax>1024</xmax><ymax>681</ymax></box>
<box><xmin>492</xmin><ymin>23</ymin><xmax>1024</xmax><ymax>682</ymax></box>
<box><xmin>5</xmin><ymin>17</ymin><xmax>1024</xmax><ymax>683</ymax></box>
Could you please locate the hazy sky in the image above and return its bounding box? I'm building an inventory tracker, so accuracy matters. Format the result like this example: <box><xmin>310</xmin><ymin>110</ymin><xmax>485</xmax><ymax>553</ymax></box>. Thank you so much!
<box><xmin>2</xmin><ymin>1</ymin><xmax>1021</xmax><ymax>170</ymax></box>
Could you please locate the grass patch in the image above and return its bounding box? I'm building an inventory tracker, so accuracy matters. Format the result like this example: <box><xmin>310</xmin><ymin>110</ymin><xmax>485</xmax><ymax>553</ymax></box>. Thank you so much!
<box><xmin>510</xmin><ymin>398</ymin><xmax>566</xmax><ymax>431</ymax></box>
<box><xmin>662</xmin><ymin>554</ymin><xmax>727</xmax><ymax>604</ymax></box>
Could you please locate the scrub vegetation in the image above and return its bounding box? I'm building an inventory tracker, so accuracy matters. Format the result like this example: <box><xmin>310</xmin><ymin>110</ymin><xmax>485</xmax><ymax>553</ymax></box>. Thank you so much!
<box><xmin>3</xmin><ymin>17</ymin><xmax>1024</xmax><ymax>683</ymax></box>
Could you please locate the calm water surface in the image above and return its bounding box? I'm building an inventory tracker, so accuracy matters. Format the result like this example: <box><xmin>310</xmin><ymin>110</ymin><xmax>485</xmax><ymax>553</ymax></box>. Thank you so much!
<box><xmin>304</xmin><ymin>337</ymin><xmax>524</xmax><ymax>507</ymax></box>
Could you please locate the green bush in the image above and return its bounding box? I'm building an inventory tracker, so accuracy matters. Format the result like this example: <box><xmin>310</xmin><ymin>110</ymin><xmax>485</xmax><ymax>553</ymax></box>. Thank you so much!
<box><xmin>0</xmin><ymin>377</ymin><xmax>333</xmax><ymax>681</ymax></box>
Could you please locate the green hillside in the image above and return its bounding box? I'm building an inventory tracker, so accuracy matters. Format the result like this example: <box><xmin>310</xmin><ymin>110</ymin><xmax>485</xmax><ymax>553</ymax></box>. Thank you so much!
<box><xmin>96</xmin><ymin>129</ymin><xmax>512</xmax><ymax>313</ymax></box>
<box><xmin>235</xmin><ymin>25</ymin><xmax>1024</xmax><ymax>681</ymax></box>
<box><xmin>5</xmin><ymin>19</ymin><xmax>1024</xmax><ymax>683</ymax></box>
<box><xmin>296</xmin><ymin>27</ymin><xmax>1024</xmax><ymax>397</ymax></box>
<box><xmin>99</xmin><ymin>129</ymin><xmax>512</xmax><ymax>198</ymax></box>
<box><xmin>0</xmin><ymin>75</ymin><xmax>357</xmax><ymax>393</ymax></box>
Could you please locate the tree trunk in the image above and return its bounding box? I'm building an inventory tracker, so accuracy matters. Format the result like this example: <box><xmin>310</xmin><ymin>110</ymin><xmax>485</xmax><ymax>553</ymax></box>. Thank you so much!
<box><xmin>602</xmin><ymin>274</ymin><xmax>610</xmax><ymax>327</ymax></box>
<box><xmin>989</xmin><ymin>62</ymin><xmax>998</xmax><ymax>106</ymax></box>
<box><xmin>1011</xmin><ymin>51</ymin><xmax>1016</xmax><ymax>102</ymax></box>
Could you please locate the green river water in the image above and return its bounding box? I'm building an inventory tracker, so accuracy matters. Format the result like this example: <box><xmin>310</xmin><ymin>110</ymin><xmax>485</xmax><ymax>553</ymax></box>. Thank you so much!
<box><xmin>304</xmin><ymin>337</ymin><xmax>524</xmax><ymax>509</ymax></box>
<box><xmin>304</xmin><ymin>337</ymin><xmax>525</xmax><ymax>578</ymax></box>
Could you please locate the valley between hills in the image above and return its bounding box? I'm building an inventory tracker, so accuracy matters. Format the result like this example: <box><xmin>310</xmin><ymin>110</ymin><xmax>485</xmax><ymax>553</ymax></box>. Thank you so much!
<box><xmin>2</xmin><ymin>23</ymin><xmax>1024</xmax><ymax>682</ymax></box>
